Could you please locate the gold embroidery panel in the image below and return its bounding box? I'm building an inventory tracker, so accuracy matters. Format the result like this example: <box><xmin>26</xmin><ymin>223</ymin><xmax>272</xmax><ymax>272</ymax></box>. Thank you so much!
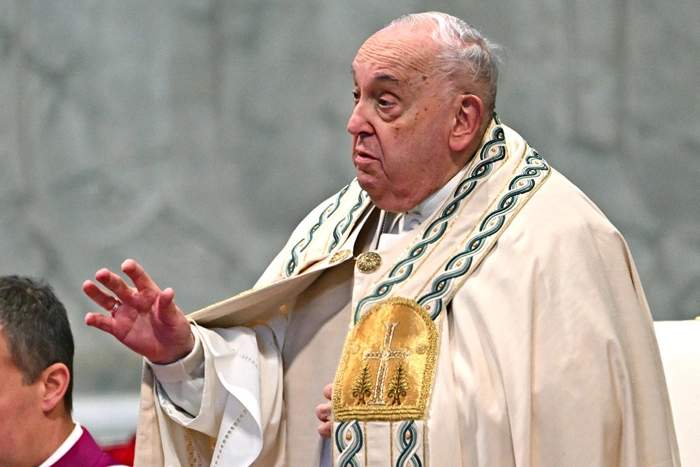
<box><xmin>330</xmin><ymin>249</ymin><xmax>352</xmax><ymax>264</ymax></box>
<box><xmin>333</xmin><ymin>297</ymin><xmax>438</xmax><ymax>421</ymax></box>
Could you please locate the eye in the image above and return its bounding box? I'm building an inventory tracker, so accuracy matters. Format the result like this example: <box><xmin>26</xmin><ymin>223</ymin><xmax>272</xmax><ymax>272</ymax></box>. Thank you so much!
<box><xmin>376</xmin><ymin>94</ymin><xmax>398</xmax><ymax>109</ymax></box>
<box><xmin>352</xmin><ymin>90</ymin><xmax>360</xmax><ymax>103</ymax></box>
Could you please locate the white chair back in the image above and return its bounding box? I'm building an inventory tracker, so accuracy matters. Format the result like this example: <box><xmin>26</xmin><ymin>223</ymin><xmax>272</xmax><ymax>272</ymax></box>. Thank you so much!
<box><xmin>654</xmin><ymin>319</ymin><xmax>700</xmax><ymax>466</ymax></box>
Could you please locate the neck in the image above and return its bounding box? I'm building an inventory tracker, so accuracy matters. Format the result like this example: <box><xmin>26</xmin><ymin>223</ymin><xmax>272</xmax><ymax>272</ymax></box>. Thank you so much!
<box><xmin>28</xmin><ymin>416</ymin><xmax>75</xmax><ymax>467</ymax></box>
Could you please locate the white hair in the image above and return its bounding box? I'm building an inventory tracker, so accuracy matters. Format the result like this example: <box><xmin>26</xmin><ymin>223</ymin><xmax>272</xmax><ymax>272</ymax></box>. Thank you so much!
<box><xmin>385</xmin><ymin>12</ymin><xmax>504</xmax><ymax>113</ymax></box>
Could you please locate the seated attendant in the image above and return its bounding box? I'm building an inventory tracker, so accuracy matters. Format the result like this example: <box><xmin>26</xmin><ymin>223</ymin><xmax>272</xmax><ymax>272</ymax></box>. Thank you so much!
<box><xmin>0</xmin><ymin>275</ymin><xmax>124</xmax><ymax>467</ymax></box>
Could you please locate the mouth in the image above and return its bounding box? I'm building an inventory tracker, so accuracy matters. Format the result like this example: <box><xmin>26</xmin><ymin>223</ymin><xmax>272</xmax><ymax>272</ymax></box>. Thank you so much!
<box><xmin>353</xmin><ymin>147</ymin><xmax>377</xmax><ymax>166</ymax></box>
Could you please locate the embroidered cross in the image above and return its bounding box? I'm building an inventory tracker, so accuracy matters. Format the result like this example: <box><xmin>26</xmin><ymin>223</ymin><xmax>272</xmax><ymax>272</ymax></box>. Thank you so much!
<box><xmin>362</xmin><ymin>322</ymin><xmax>411</xmax><ymax>405</ymax></box>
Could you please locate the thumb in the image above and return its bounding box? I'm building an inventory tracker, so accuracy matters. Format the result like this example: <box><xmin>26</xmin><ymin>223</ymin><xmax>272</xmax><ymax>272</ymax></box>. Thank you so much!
<box><xmin>323</xmin><ymin>383</ymin><xmax>333</xmax><ymax>401</ymax></box>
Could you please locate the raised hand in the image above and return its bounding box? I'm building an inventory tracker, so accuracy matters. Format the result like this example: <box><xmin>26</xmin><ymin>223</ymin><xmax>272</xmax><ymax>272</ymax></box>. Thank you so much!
<box><xmin>316</xmin><ymin>383</ymin><xmax>333</xmax><ymax>438</ymax></box>
<box><xmin>83</xmin><ymin>259</ymin><xmax>195</xmax><ymax>364</ymax></box>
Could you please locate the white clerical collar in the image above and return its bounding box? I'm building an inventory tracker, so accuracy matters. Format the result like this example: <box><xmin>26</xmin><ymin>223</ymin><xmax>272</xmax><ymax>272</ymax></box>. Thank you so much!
<box><xmin>38</xmin><ymin>422</ymin><xmax>82</xmax><ymax>467</ymax></box>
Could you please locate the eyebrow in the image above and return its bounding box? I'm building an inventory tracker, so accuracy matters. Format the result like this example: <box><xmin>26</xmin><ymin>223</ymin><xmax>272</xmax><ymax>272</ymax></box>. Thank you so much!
<box><xmin>350</xmin><ymin>67</ymin><xmax>402</xmax><ymax>86</ymax></box>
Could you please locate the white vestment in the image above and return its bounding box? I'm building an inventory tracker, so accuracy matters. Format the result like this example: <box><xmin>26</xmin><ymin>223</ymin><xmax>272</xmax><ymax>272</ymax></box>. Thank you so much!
<box><xmin>134</xmin><ymin>120</ymin><xmax>679</xmax><ymax>467</ymax></box>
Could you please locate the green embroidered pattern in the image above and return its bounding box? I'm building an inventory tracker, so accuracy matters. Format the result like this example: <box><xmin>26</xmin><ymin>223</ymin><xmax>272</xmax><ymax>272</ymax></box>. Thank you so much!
<box><xmin>418</xmin><ymin>149</ymin><xmax>549</xmax><ymax>319</ymax></box>
<box><xmin>351</xmin><ymin>363</ymin><xmax>373</xmax><ymax>405</ymax></box>
<box><xmin>387</xmin><ymin>360</ymin><xmax>409</xmax><ymax>405</ymax></box>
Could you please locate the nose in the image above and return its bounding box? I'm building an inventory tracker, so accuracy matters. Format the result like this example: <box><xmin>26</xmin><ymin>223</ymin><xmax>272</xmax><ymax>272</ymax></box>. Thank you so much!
<box><xmin>347</xmin><ymin>102</ymin><xmax>373</xmax><ymax>136</ymax></box>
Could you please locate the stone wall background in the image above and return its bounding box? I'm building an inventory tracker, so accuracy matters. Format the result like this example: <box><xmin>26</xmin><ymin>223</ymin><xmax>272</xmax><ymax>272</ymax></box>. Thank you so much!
<box><xmin>0</xmin><ymin>1</ymin><xmax>697</xmax><ymax>395</ymax></box>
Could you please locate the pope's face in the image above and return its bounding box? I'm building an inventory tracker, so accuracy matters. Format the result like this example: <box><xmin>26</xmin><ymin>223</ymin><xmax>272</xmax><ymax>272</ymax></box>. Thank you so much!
<box><xmin>0</xmin><ymin>328</ymin><xmax>44</xmax><ymax>466</ymax></box>
<box><xmin>348</xmin><ymin>24</ymin><xmax>464</xmax><ymax>213</ymax></box>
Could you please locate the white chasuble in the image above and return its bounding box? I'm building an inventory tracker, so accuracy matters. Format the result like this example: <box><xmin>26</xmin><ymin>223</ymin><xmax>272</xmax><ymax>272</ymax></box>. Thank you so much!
<box><xmin>134</xmin><ymin>119</ymin><xmax>679</xmax><ymax>467</ymax></box>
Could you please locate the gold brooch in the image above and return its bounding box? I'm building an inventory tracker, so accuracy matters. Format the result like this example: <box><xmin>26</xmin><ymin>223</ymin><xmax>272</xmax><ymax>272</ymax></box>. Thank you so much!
<box><xmin>330</xmin><ymin>249</ymin><xmax>352</xmax><ymax>264</ymax></box>
<box><xmin>356</xmin><ymin>252</ymin><xmax>382</xmax><ymax>274</ymax></box>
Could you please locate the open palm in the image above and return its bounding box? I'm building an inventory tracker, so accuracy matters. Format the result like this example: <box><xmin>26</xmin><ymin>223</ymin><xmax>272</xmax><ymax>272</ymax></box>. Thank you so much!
<box><xmin>83</xmin><ymin>259</ymin><xmax>194</xmax><ymax>364</ymax></box>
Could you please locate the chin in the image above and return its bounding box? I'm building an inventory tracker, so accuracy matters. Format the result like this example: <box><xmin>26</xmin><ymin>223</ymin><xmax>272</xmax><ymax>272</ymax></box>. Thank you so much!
<box><xmin>355</xmin><ymin>173</ymin><xmax>379</xmax><ymax>194</ymax></box>
<box><xmin>355</xmin><ymin>175</ymin><xmax>407</xmax><ymax>212</ymax></box>
<box><xmin>356</xmin><ymin>181</ymin><xmax>384</xmax><ymax>208</ymax></box>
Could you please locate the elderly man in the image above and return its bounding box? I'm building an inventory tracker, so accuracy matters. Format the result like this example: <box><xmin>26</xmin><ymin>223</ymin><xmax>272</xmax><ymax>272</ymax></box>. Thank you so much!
<box><xmin>0</xmin><ymin>276</ymin><xmax>122</xmax><ymax>467</ymax></box>
<box><xmin>83</xmin><ymin>12</ymin><xmax>679</xmax><ymax>467</ymax></box>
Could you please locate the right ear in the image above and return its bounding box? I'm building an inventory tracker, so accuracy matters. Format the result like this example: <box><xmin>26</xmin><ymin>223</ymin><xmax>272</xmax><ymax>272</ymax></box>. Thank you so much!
<box><xmin>448</xmin><ymin>93</ymin><xmax>484</xmax><ymax>153</ymax></box>
<box><xmin>38</xmin><ymin>362</ymin><xmax>70</xmax><ymax>414</ymax></box>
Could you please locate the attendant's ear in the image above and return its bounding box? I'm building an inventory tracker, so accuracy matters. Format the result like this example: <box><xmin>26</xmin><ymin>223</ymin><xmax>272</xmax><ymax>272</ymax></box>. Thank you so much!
<box><xmin>449</xmin><ymin>93</ymin><xmax>484</xmax><ymax>152</ymax></box>
<box><xmin>39</xmin><ymin>363</ymin><xmax>70</xmax><ymax>413</ymax></box>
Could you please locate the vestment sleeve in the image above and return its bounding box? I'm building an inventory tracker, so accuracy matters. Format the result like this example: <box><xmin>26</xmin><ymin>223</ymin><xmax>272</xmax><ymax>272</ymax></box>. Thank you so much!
<box><xmin>525</xmin><ymin>217</ymin><xmax>679</xmax><ymax>466</ymax></box>
<box><xmin>148</xmin><ymin>328</ymin><xmax>206</xmax><ymax>417</ymax></box>
<box><xmin>144</xmin><ymin>181</ymin><xmax>363</xmax><ymax>465</ymax></box>
<box><xmin>150</xmin><ymin>321</ymin><xmax>285</xmax><ymax>465</ymax></box>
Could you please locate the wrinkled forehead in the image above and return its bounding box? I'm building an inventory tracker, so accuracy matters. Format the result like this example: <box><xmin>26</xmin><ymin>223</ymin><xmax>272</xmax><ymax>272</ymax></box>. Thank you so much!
<box><xmin>352</xmin><ymin>25</ymin><xmax>440</xmax><ymax>85</ymax></box>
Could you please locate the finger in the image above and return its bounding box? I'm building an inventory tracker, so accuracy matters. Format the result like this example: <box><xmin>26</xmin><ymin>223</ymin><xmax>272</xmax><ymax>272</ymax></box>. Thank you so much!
<box><xmin>159</xmin><ymin>287</ymin><xmax>175</xmax><ymax>310</ymax></box>
<box><xmin>323</xmin><ymin>383</ymin><xmax>333</xmax><ymax>400</ymax></box>
<box><xmin>85</xmin><ymin>312</ymin><xmax>117</xmax><ymax>336</ymax></box>
<box><xmin>122</xmin><ymin>259</ymin><xmax>160</xmax><ymax>292</ymax></box>
<box><xmin>318</xmin><ymin>421</ymin><xmax>332</xmax><ymax>439</ymax></box>
<box><xmin>94</xmin><ymin>268</ymin><xmax>135</xmax><ymax>301</ymax></box>
<box><xmin>82</xmin><ymin>280</ymin><xmax>121</xmax><ymax>312</ymax></box>
<box><xmin>315</xmin><ymin>402</ymin><xmax>331</xmax><ymax>422</ymax></box>
<box><xmin>154</xmin><ymin>287</ymin><xmax>182</xmax><ymax>325</ymax></box>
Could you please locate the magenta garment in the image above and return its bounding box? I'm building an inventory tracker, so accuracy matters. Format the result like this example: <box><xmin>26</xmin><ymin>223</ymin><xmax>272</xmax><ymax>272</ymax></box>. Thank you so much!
<box><xmin>52</xmin><ymin>428</ymin><xmax>121</xmax><ymax>467</ymax></box>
